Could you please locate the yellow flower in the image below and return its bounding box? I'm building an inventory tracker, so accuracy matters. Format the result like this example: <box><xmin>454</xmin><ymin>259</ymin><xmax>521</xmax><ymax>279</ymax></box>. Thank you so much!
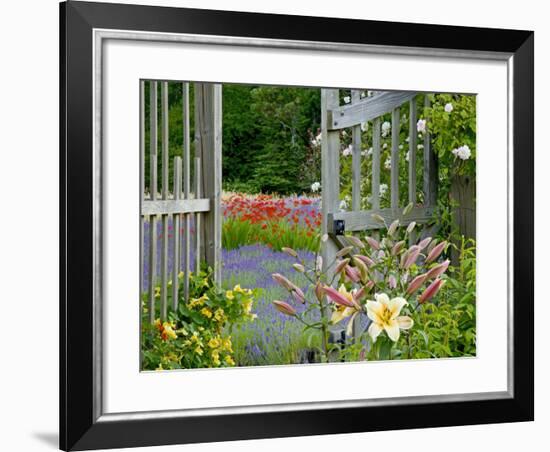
<box><xmin>178</xmin><ymin>271</ymin><xmax>184</xmax><ymax>279</ymax></box>
<box><xmin>154</xmin><ymin>286</ymin><xmax>161</xmax><ymax>299</ymax></box>
<box><xmin>233</xmin><ymin>284</ymin><xmax>245</xmax><ymax>294</ymax></box>
<box><xmin>194</xmin><ymin>346</ymin><xmax>203</xmax><ymax>356</ymax></box>
<box><xmin>222</xmin><ymin>337</ymin><xmax>233</xmax><ymax>352</ymax></box>
<box><xmin>161</xmin><ymin>322</ymin><xmax>177</xmax><ymax>340</ymax></box>
<box><xmin>331</xmin><ymin>305</ymin><xmax>356</xmax><ymax>325</ymax></box>
<box><xmin>224</xmin><ymin>355</ymin><xmax>235</xmax><ymax>366</ymax></box>
<box><xmin>211</xmin><ymin>349</ymin><xmax>221</xmax><ymax>366</ymax></box>
<box><xmin>200</xmin><ymin>307</ymin><xmax>212</xmax><ymax>318</ymax></box>
<box><xmin>189</xmin><ymin>294</ymin><xmax>209</xmax><ymax>309</ymax></box>
<box><xmin>214</xmin><ymin>308</ymin><xmax>225</xmax><ymax>322</ymax></box>
<box><xmin>366</xmin><ymin>293</ymin><xmax>414</xmax><ymax>342</ymax></box>
<box><xmin>208</xmin><ymin>337</ymin><xmax>221</xmax><ymax>349</ymax></box>
<box><xmin>226</xmin><ymin>290</ymin><xmax>234</xmax><ymax>300</ymax></box>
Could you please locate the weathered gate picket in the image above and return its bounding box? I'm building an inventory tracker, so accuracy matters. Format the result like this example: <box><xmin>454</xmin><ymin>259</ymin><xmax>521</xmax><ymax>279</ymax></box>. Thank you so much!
<box><xmin>141</xmin><ymin>81</ymin><xmax>222</xmax><ymax>322</ymax></box>
<box><xmin>321</xmin><ymin>89</ymin><xmax>438</xmax><ymax>341</ymax></box>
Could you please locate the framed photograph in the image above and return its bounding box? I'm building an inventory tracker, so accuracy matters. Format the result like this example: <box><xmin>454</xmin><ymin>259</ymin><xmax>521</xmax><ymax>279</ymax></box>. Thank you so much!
<box><xmin>60</xmin><ymin>1</ymin><xmax>533</xmax><ymax>450</ymax></box>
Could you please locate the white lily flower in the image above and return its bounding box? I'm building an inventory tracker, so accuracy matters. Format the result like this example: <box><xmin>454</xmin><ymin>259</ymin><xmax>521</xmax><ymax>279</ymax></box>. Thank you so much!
<box><xmin>366</xmin><ymin>293</ymin><xmax>414</xmax><ymax>342</ymax></box>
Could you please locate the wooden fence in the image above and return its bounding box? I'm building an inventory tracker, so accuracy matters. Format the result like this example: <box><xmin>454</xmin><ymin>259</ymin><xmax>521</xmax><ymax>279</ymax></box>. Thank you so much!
<box><xmin>140</xmin><ymin>81</ymin><xmax>222</xmax><ymax>323</ymax></box>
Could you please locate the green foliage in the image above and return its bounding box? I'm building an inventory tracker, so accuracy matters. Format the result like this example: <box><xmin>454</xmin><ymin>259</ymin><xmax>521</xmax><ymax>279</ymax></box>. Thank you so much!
<box><xmin>221</xmin><ymin>85</ymin><xmax>321</xmax><ymax>194</ymax></box>
<box><xmin>424</xmin><ymin>93</ymin><xmax>476</xmax><ymax>179</ymax></box>
<box><xmin>141</xmin><ymin>268</ymin><xmax>258</xmax><ymax>370</ymax></box>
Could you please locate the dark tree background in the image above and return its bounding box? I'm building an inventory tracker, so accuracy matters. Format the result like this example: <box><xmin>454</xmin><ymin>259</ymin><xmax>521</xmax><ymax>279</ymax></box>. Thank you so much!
<box><xmin>143</xmin><ymin>82</ymin><xmax>321</xmax><ymax>195</ymax></box>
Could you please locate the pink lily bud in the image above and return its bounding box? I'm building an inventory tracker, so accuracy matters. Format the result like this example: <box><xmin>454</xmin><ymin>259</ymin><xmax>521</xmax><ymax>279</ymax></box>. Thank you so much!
<box><xmin>403</xmin><ymin>245</ymin><xmax>421</xmax><ymax>269</ymax></box>
<box><xmin>336</xmin><ymin>246</ymin><xmax>355</xmax><ymax>258</ymax></box>
<box><xmin>365</xmin><ymin>236</ymin><xmax>380</xmax><ymax>250</ymax></box>
<box><xmin>291</xmin><ymin>289</ymin><xmax>305</xmax><ymax>304</ymax></box>
<box><xmin>352</xmin><ymin>256</ymin><xmax>369</xmax><ymax>281</ymax></box>
<box><xmin>354</xmin><ymin>286</ymin><xmax>367</xmax><ymax>301</ymax></box>
<box><xmin>400</xmin><ymin>249</ymin><xmax>409</xmax><ymax>267</ymax></box>
<box><xmin>427</xmin><ymin>238</ymin><xmax>439</xmax><ymax>254</ymax></box>
<box><xmin>391</xmin><ymin>240</ymin><xmax>406</xmax><ymax>256</ymax></box>
<box><xmin>417</xmin><ymin>237</ymin><xmax>432</xmax><ymax>250</ymax></box>
<box><xmin>345</xmin><ymin>265</ymin><xmax>361</xmax><ymax>283</ymax></box>
<box><xmin>426</xmin><ymin>259</ymin><xmax>450</xmax><ymax>280</ymax></box>
<box><xmin>288</xmin><ymin>282</ymin><xmax>305</xmax><ymax>303</ymax></box>
<box><xmin>316</xmin><ymin>255</ymin><xmax>323</xmax><ymax>272</ymax></box>
<box><xmin>334</xmin><ymin>258</ymin><xmax>350</xmax><ymax>274</ymax></box>
<box><xmin>371</xmin><ymin>213</ymin><xmax>386</xmax><ymax>224</ymax></box>
<box><xmin>315</xmin><ymin>282</ymin><xmax>325</xmax><ymax>302</ymax></box>
<box><xmin>406</xmin><ymin>221</ymin><xmax>416</xmax><ymax>234</ymax></box>
<box><xmin>402</xmin><ymin>202</ymin><xmax>414</xmax><ymax>216</ymax></box>
<box><xmin>273</xmin><ymin>300</ymin><xmax>297</xmax><ymax>316</ymax></box>
<box><xmin>292</xmin><ymin>263</ymin><xmax>305</xmax><ymax>273</ymax></box>
<box><xmin>365</xmin><ymin>280</ymin><xmax>375</xmax><ymax>290</ymax></box>
<box><xmin>406</xmin><ymin>273</ymin><xmax>428</xmax><ymax>295</ymax></box>
<box><xmin>387</xmin><ymin>219</ymin><xmax>399</xmax><ymax>237</ymax></box>
<box><xmin>346</xmin><ymin>236</ymin><xmax>365</xmax><ymax>249</ymax></box>
<box><xmin>282</xmin><ymin>247</ymin><xmax>298</xmax><ymax>258</ymax></box>
<box><xmin>353</xmin><ymin>254</ymin><xmax>375</xmax><ymax>267</ymax></box>
<box><xmin>272</xmin><ymin>273</ymin><xmax>293</xmax><ymax>291</ymax></box>
<box><xmin>388</xmin><ymin>274</ymin><xmax>397</xmax><ymax>289</ymax></box>
<box><xmin>425</xmin><ymin>241</ymin><xmax>448</xmax><ymax>263</ymax></box>
<box><xmin>323</xmin><ymin>286</ymin><xmax>356</xmax><ymax>307</ymax></box>
<box><xmin>418</xmin><ymin>278</ymin><xmax>446</xmax><ymax>304</ymax></box>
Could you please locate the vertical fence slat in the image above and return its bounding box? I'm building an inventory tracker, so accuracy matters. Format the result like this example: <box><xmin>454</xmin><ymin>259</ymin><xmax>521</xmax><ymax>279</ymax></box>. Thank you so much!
<box><xmin>172</xmin><ymin>157</ymin><xmax>182</xmax><ymax>311</ymax></box>
<box><xmin>351</xmin><ymin>90</ymin><xmax>362</xmax><ymax>212</ymax></box>
<box><xmin>408</xmin><ymin>98</ymin><xmax>417</xmax><ymax>204</ymax></box>
<box><xmin>182</xmin><ymin>82</ymin><xmax>191</xmax><ymax>303</ymax></box>
<box><xmin>160</xmin><ymin>81</ymin><xmax>169</xmax><ymax>320</ymax></box>
<box><xmin>194</xmin><ymin>156</ymin><xmax>202</xmax><ymax>275</ymax></box>
<box><xmin>371</xmin><ymin>118</ymin><xmax>381</xmax><ymax>210</ymax></box>
<box><xmin>139</xmin><ymin>80</ymin><xmax>145</xmax><ymax>293</ymax></box>
<box><xmin>194</xmin><ymin>83</ymin><xmax>222</xmax><ymax>284</ymax></box>
<box><xmin>390</xmin><ymin>107</ymin><xmax>400</xmax><ymax>209</ymax></box>
<box><xmin>408</xmin><ymin>98</ymin><xmax>418</xmax><ymax>244</ymax></box>
<box><xmin>423</xmin><ymin>95</ymin><xmax>438</xmax><ymax>206</ymax></box>
<box><xmin>321</xmin><ymin>89</ymin><xmax>340</xmax><ymax>284</ymax></box>
<box><xmin>350</xmin><ymin>90</ymin><xmax>362</xmax><ymax>342</ymax></box>
<box><xmin>148</xmin><ymin>81</ymin><xmax>158</xmax><ymax>324</ymax></box>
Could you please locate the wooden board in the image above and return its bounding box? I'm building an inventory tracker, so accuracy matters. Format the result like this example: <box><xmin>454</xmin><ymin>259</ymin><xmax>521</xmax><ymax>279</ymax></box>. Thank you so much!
<box><xmin>141</xmin><ymin>198</ymin><xmax>210</xmax><ymax>215</ymax></box>
<box><xmin>328</xmin><ymin>206</ymin><xmax>435</xmax><ymax>233</ymax></box>
<box><xmin>328</xmin><ymin>91</ymin><xmax>416</xmax><ymax>130</ymax></box>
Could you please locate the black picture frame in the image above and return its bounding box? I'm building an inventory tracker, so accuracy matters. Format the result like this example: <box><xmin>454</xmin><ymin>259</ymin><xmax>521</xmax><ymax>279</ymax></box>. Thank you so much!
<box><xmin>60</xmin><ymin>1</ymin><xmax>534</xmax><ymax>450</ymax></box>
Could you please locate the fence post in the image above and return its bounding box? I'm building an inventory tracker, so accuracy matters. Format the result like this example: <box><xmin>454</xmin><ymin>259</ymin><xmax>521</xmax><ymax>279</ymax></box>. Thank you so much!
<box><xmin>450</xmin><ymin>174</ymin><xmax>476</xmax><ymax>264</ymax></box>
<box><xmin>321</xmin><ymin>89</ymin><xmax>340</xmax><ymax>282</ymax></box>
<box><xmin>194</xmin><ymin>83</ymin><xmax>222</xmax><ymax>284</ymax></box>
<box><xmin>423</xmin><ymin>95</ymin><xmax>438</xmax><ymax>207</ymax></box>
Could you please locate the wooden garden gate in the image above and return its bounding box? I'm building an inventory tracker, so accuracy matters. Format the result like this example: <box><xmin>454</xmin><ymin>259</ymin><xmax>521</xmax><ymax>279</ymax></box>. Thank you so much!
<box><xmin>321</xmin><ymin>89</ymin><xmax>438</xmax><ymax>265</ymax></box>
<box><xmin>320</xmin><ymin>89</ymin><xmax>438</xmax><ymax>337</ymax></box>
<box><xmin>140</xmin><ymin>81</ymin><xmax>222</xmax><ymax>323</ymax></box>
